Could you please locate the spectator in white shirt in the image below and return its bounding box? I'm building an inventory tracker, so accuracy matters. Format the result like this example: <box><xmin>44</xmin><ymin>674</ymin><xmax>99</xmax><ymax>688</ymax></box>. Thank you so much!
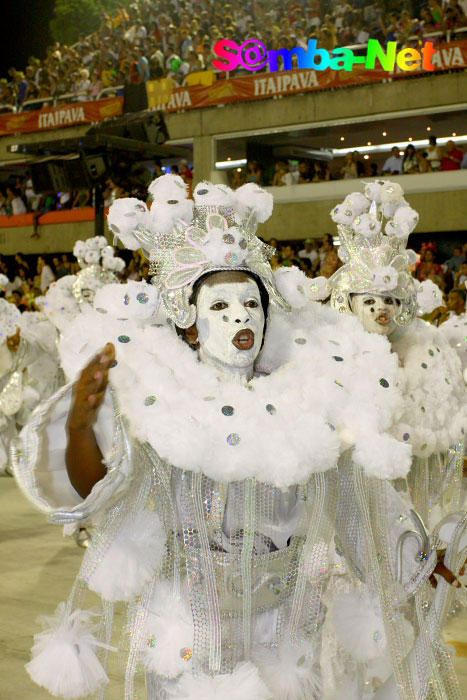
<box><xmin>6</xmin><ymin>187</ymin><xmax>27</xmax><ymax>215</ymax></box>
<box><xmin>37</xmin><ymin>255</ymin><xmax>55</xmax><ymax>293</ymax></box>
<box><xmin>382</xmin><ymin>146</ymin><xmax>403</xmax><ymax>174</ymax></box>
<box><xmin>299</xmin><ymin>239</ymin><xmax>319</xmax><ymax>265</ymax></box>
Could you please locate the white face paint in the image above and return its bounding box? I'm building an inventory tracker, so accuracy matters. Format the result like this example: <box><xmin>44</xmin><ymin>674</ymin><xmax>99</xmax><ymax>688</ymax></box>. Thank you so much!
<box><xmin>350</xmin><ymin>292</ymin><xmax>399</xmax><ymax>336</ymax></box>
<box><xmin>195</xmin><ymin>278</ymin><xmax>265</xmax><ymax>378</ymax></box>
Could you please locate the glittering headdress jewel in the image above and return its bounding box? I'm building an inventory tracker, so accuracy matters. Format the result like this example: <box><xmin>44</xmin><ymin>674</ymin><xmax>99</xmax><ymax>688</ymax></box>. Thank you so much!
<box><xmin>107</xmin><ymin>175</ymin><xmax>290</xmax><ymax>328</ymax></box>
<box><xmin>327</xmin><ymin>180</ymin><xmax>422</xmax><ymax>326</ymax></box>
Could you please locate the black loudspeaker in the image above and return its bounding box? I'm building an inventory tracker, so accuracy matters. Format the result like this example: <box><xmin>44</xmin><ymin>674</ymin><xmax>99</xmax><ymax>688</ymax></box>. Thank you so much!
<box><xmin>29</xmin><ymin>153</ymin><xmax>110</xmax><ymax>194</ymax></box>
<box><xmin>123</xmin><ymin>83</ymin><xmax>148</xmax><ymax>113</ymax></box>
<box><xmin>83</xmin><ymin>154</ymin><xmax>109</xmax><ymax>183</ymax></box>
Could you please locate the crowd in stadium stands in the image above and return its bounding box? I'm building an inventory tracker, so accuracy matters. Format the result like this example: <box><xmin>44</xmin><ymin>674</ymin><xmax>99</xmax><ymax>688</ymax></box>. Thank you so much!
<box><xmin>1</xmin><ymin>240</ymin><xmax>466</xmax><ymax>320</ymax></box>
<box><xmin>0</xmin><ymin>0</ymin><xmax>466</xmax><ymax>111</ymax></box>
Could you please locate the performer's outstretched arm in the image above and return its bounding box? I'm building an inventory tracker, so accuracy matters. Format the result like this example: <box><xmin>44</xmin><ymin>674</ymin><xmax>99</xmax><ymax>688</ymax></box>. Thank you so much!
<box><xmin>65</xmin><ymin>343</ymin><xmax>115</xmax><ymax>498</ymax></box>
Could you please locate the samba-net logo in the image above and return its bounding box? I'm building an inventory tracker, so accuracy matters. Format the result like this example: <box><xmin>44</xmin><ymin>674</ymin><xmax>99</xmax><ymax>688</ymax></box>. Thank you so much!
<box><xmin>213</xmin><ymin>39</ymin><xmax>437</xmax><ymax>73</ymax></box>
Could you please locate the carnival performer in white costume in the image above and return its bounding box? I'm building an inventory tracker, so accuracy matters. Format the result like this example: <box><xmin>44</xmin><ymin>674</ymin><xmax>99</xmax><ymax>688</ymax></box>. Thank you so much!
<box><xmin>12</xmin><ymin>176</ymin><xmax>466</xmax><ymax>700</ymax></box>
<box><xmin>0</xmin><ymin>296</ymin><xmax>60</xmax><ymax>474</ymax></box>
<box><xmin>328</xmin><ymin>180</ymin><xmax>466</xmax><ymax>530</ymax></box>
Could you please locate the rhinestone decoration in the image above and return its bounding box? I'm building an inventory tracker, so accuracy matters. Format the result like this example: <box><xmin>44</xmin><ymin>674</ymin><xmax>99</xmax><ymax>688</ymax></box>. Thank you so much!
<box><xmin>310</xmin><ymin>283</ymin><xmax>318</xmax><ymax>293</ymax></box>
<box><xmin>167</xmin><ymin>199</ymin><xmax>179</xmax><ymax>205</ymax></box>
<box><xmin>146</xmin><ymin>635</ymin><xmax>157</xmax><ymax>648</ymax></box>
<box><xmin>137</xmin><ymin>292</ymin><xmax>149</xmax><ymax>304</ymax></box>
<box><xmin>373</xmin><ymin>631</ymin><xmax>382</xmax><ymax>643</ymax></box>
<box><xmin>239</xmin><ymin>238</ymin><xmax>247</xmax><ymax>249</ymax></box>
<box><xmin>124</xmin><ymin>294</ymin><xmax>130</xmax><ymax>306</ymax></box>
<box><xmin>110</xmin><ymin>360</ymin><xmax>118</xmax><ymax>368</ymax></box>
<box><xmin>345</xmin><ymin>209</ymin><xmax>352</xmax><ymax>216</ymax></box>
<box><xmin>225</xmin><ymin>252</ymin><xmax>238</xmax><ymax>265</ymax></box>
<box><xmin>333</xmin><ymin>356</ymin><xmax>344</xmax><ymax>362</ymax></box>
<box><xmin>421</xmin><ymin>406</ymin><xmax>426</xmax><ymax>413</ymax></box>
<box><xmin>377</xmin><ymin>553</ymin><xmax>383</xmax><ymax>562</ymax></box>
<box><xmin>227</xmin><ymin>433</ymin><xmax>240</xmax><ymax>446</ymax></box>
<box><xmin>421</xmin><ymin>363</ymin><xmax>427</xmax><ymax>369</ymax></box>
<box><xmin>445</xmin><ymin>377</ymin><xmax>450</xmax><ymax>384</ymax></box>
<box><xmin>118</xmin><ymin>335</ymin><xmax>130</xmax><ymax>343</ymax></box>
<box><xmin>403</xmin><ymin>433</ymin><xmax>410</xmax><ymax>441</ymax></box>
<box><xmin>295</xmin><ymin>338</ymin><xmax>307</xmax><ymax>345</ymax></box>
<box><xmin>428</xmin><ymin>349</ymin><xmax>434</xmax><ymax>356</ymax></box>
<box><xmin>379</xmin><ymin>378</ymin><xmax>389</xmax><ymax>388</ymax></box>
<box><xmin>96</xmin><ymin>307</ymin><xmax>108</xmax><ymax>314</ymax></box>
<box><xmin>144</xmin><ymin>396</ymin><xmax>157</xmax><ymax>406</ymax></box>
<box><xmin>337</xmin><ymin>296</ymin><xmax>344</xmax><ymax>304</ymax></box>
<box><xmin>223</xmin><ymin>234</ymin><xmax>235</xmax><ymax>245</ymax></box>
<box><xmin>326</xmin><ymin>422</ymin><xmax>336</xmax><ymax>431</ymax></box>
<box><xmin>399</xmin><ymin>514</ymin><xmax>408</xmax><ymax>522</ymax></box>
<box><xmin>334</xmin><ymin>379</ymin><xmax>344</xmax><ymax>387</ymax></box>
<box><xmin>266</xmin><ymin>404</ymin><xmax>276</xmax><ymax>415</ymax></box>
<box><xmin>421</xmin><ymin>443</ymin><xmax>428</xmax><ymax>450</ymax></box>
<box><xmin>221</xmin><ymin>405</ymin><xmax>234</xmax><ymax>416</ymax></box>
<box><xmin>180</xmin><ymin>647</ymin><xmax>193</xmax><ymax>662</ymax></box>
<box><xmin>197</xmin><ymin>188</ymin><xmax>208</xmax><ymax>195</ymax></box>
<box><xmin>203</xmin><ymin>396</ymin><xmax>215</xmax><ymax>401</ymax></box>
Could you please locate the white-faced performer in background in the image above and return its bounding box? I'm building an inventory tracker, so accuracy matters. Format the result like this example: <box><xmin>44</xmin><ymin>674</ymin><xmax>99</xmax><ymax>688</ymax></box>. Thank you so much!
<box><xmin>12</xmin><ymin>175</ymin><xmax>466</xmax><ymax>700</ymax></box>
<box><xmin>0</xmin><ymin>297</ymin><xmax>60</xmax><ymax>475</ymax></box>
<box><xmin>329</xmin><ymin>180</ymin><xmax>465</xmax><ymax>530</ymax></box>
<box><xmin>325</xmin><ymin>180</ymin><xmax>467</xmax><ymax>697</ymax></box>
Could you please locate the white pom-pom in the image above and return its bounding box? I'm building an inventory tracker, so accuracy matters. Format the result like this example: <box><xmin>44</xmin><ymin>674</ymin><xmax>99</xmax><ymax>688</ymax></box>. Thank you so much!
<box><xmin>417</xmin><ymin>279</ymin><xmax>443</xmax><ymax>314</ymax></box>
<box><xmin>234</xmin><ymin>183</ymin><xmax>274</xmax><ymax>223</ymax></box>
<box><xmin>168</xmin><ymin>661</ymin><xmax>271</xmax><ymax>699</ymax></box>
<box><xmin>88</xmin><ymin>511</ymin><xmax>165</xmax><ymax>602</ymax></box>
<box><xmin>364</xmin><ymin>180</ymin><xmax>388</xmax><ymax>204</ymax></box>
<box><xmin>93</xmin><ymin>282</ymin><xmax>159</xmax><ymax>321</ymax></box>
<box><xmin>352</xmin><ymin>212</ymin><xmax>382</xmax><ymax>238</ymax></box>
<box><xmin>193</xmin><ymin>181</ymin><xmax>235</xmax><ymax>207</ymax></box>
<box><xmin>73</xmin><ymin>240</ymin><xmax>87</xmax><ymax>260</ymax></box>
<box><xmin>330</xmin><ymin>204</ymin><xmax>356</xmax><ymax>225</ymax></box>
<box><xmin>141</xmin><ymin>580</ymin><xmax>194</xmax><ymax>678</ymax></box>
<box><xmin>150</xmin><ymin>198</ymin><xmax>194</xmax><ymax>234</ymax></box>
<box><xmin>84</xmin><ymin>249</ymin><xmax>100</xmax><ymax>265</ymax></box>
<box><xmin>0</xmin><ymin>273</ymin><xmax>9</xmax><ymax>288</ymax></box>
<box><xmin>92</xmin><ymin>236</ymin><xmax>108</xmax><ymax>249</ymax></box>
<box><xmin>273</xmin><ymin>267</ymin><xmax>310</xmax><ymax>309</ymax></box>
<box><xmin>148</xmin><ymin>173</ymin><xmax>188</xmax><ymax>201</ymax></box>
<box><xmin>393</xmin><ymin>205</ymin><xmax>419</xmax><ymax>233</ymax></box>
<box><xmin>372</xmin><ymin>265</ymin><xmax>399</xmax><ymax>292</ymax></box>
<box><xmin>332</xmin><ymin>594</ymin><xmax>387</xmax><ymax>661</ymax></box>
<box><xmin>309</xmin><ymin>276</ymin><xmax>331</xmax><ymax>301</ymax></box>
<box><xmin>253</xmin><ymin>642</ymin><xmax>321</xmax><ymax>700</ymax></box>
<box><xmin>385</xmin><ymin>219</ymin><xmax>410</xmax><ymax>239</ymax></box>
<box><xmin>353</xmin><ymin>432</ymin><xmax>412</xmax><ymax>479</ymax></box>
<box><xmin>380</xmin><ymin>181</ymin><xmax>404</xmax><ymax>204</ymax></box>
<box><xmin>107</xmin><ymin>198</ymin><xmax>149</xmax><ymax>250</ymax></box>
<box><xmin>26</xmin><ymin>603</ymin><xmax>109</xmax><ymax>698</ymax></box>
<box><xmin>331</xmin><ymin>192</ymin><xmax>369</xmax><ymax>225</ymax></box>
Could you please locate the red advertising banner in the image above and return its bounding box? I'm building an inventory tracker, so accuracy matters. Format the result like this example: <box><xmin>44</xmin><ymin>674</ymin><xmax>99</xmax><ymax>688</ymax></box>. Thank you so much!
<box><xmin>0</xmin><ymin>97</ymin><xmax>123</xmax><ymax>137</ymax></box>
<box><xmin>0</xmin><ymin>41</ymin><xmax>464</xmax><ymax>136</ymax></box>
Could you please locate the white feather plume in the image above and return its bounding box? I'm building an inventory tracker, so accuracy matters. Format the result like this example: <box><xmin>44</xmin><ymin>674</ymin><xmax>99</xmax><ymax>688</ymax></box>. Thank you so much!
<box><xmin>167</xmin><ymin>661</ymin><xmax>272</xmax><ymax>699</ymax></box>
<box><xmin>107</xmin><ymin>197</ymin><xmax>150</xmax><ymax>250</ymax></box>
<box><xmin>193</xmin><ymin>180</ymin><xmax>235</xmax><ymax>207</ymax></box>
<box><xmin>416</xmin><ymin>279</ymin><xmax>443</xmax><ymax>314</ymax></box>
<box><xmin>353</xmin><ymin>432</ymin><xmax>412</xmax><ymax>479</ymax></box>
<box><xmin>234</xmin><ymin>183</ymin><xmax>274</xmax><ymax>222</ymax></box>
<box><xmin>26</xmin><ymin>603</ymin><xmax>109</xmax><ymax>699</ymax></box>
<box><xmin>141</xmin><ymin>580</ymin><xmax>194</xmax><ymax>678</ymax></box>
<box><xmin>253</xmin><ymin>642</ymin><xmax>322</xmax><ymax>700</ymax></box>
<box><xmin>88</xmin><ymin>510</ymin><xmax>166</xmax><ymax>602</ymax></box>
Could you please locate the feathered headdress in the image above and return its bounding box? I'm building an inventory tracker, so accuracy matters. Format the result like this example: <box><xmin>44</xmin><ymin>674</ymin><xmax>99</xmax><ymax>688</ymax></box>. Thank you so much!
<box><xmin>328</xmin><ymin>180</ymin><xmax>440</xmax><ymax>323</ymax></box>
<box><xmin>107</xmin><ymin>175</ymin><xmax>290</xmax><ymax>328</ymax></box>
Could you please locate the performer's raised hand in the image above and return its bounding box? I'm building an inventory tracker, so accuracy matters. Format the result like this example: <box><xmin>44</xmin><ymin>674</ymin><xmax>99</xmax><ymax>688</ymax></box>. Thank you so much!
<box><xmin>67</xmin><ymin>343</ymin><xmax>115</xmax><ymax>432</ymax></box>
<box><xmin>6</xmin><ymin>327</ymin><xmax>21</xmax><ymax>353</ymax></box>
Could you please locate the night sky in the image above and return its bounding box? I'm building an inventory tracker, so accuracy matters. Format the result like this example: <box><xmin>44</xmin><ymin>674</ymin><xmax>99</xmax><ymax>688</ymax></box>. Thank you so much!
<box><xmin>1</xmin><ymin>0</ymin><xmax>55</xmax><ymax>78</ymax></box>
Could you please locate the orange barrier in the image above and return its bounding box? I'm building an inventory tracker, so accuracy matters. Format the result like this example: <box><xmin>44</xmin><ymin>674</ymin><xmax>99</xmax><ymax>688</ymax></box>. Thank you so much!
<box><xmin>0</xmin><ymin>208</ymin><xmax>98</xmax><ymax>227</ymax></box>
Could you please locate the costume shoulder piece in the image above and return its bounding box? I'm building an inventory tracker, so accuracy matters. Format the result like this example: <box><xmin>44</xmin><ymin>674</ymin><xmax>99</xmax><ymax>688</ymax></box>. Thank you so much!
<box><xmin>58</xmin><ymin>277</ymin><xmax>411</xmax><ymax>486</ymax></box>
<box><xmin>390</xmin><ymin>320</ymin><xmax>466</xmax><ymax>455</ymax></box>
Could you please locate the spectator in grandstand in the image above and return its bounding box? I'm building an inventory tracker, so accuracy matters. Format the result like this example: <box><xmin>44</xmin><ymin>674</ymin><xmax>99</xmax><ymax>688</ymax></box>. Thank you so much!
<box><xmin>454</xmin><ymin>261</ymin><xmax>467</xmax><ymax>288</ymax></box>
<box><xmin>37</xmin><ymin>255</ymin><xmax>55</xmax><ymax>293</ymax></box>
<box><xmin>72</xmin><ymin>190</ymin><xmax>91</xmax><ymax>208</ymax></box>
<box><xmin>231</xmin><ymin>168</ymin><xmax>246</xmax><ymax>189</ymax></box>
<box><xmin>428</xmin><ymin>0</ymin><xmax>444</xmax><ymax>25</ymax></box>
<box><xmin>420</xmin><ymin>6</ymin><xmax>442</xmax><ymax>33</ymax></box>
<box><xmin>382</xmin><ymin>146</ymin><xmax>403</xmax><ymax>174</ymax></box>
<box><xmin>416</xmin><ymin>246</ymin><xmax>444</xmax><ymax>283</ymax></box>
<box><xmin>370</xmin><ymin>162</ymin><xmax>379</xmax><ymax>176</ymax></box>
<box><xmin>74</xmin><ymin>69</ymin><xmax>91</xmax><ymax>101</ymax></box>
<box><xmin>312</xmin><ymin>162</ymin><xmax>331</xmax><ymax>182</ymax></box>
<box><xmin>317</xmin><ymin>235</ymin><xmax>340</xmax><ymax>278</ymax></box>
<box><xmin>52</xmin><ymin>256</ymin><xmax>68</xmax><ymax>280</ymax></box>
<box><xmin>136</xmin><ymin>47</ymin><xmax>150</xmax><ymax>82</ymax></box>
<box><xmin>379</xmin><ymin>12</ymin><xmax>400</xmax><ymax>42</ymax></box>
<box><xmin>461</xmin><ymin>151</ymin><xmax>467</xmax><ymax>169</ymax></box>
<box><xmin>246</xmin><ymin>160</ymin><xmax>263</xmax><ymax>185</ymax></box>
<box><xmin>297</xmin><ymin>161</ymin><xmax>312</xmax><ymax>183</ymax></box>
<box><xmin>341</xmin><ymin>152</ymin><xmax>358</xmax><ymax>179</ymax></box>
<box><xmin>6</xmin><ymin>187</ymin><xmax>27</xmax><ymax>215</ymax></box>
<box><xmin>445</xmin><ymin>246</ymin><xmax>466</xmax><ymax>274</ymax></box>
<box><xmin>418</xmin><ymin>151</ymin><xmax>432</xmax><ymax>173</ymax></box>
<box><xmin>425</xmin><ymin>136</ymin><xmax>442</xmax><ymax>170</ymax></box>
<box><xmin>402</xmin><ymin>144</ymin><xmax>421</xmax><ymax>174</ymax></box>
<box><xmin>0</xmin><ymin>191</ymin><xmax>8</xmax><ymax>215</ymax></box>
<box><xmin>299</xmin><ymin>239</ymin><xmax>319</xmax><ymax>266</ymax></box>
<box><xmin>15</xmin><ymin>71</ymin><xmax>29</xmax><ymax>107</ymax></box>
<box><xmin>441</xmin><ymin>140</ymin><xmax>463</xmax><ymax>170</ymax></box>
